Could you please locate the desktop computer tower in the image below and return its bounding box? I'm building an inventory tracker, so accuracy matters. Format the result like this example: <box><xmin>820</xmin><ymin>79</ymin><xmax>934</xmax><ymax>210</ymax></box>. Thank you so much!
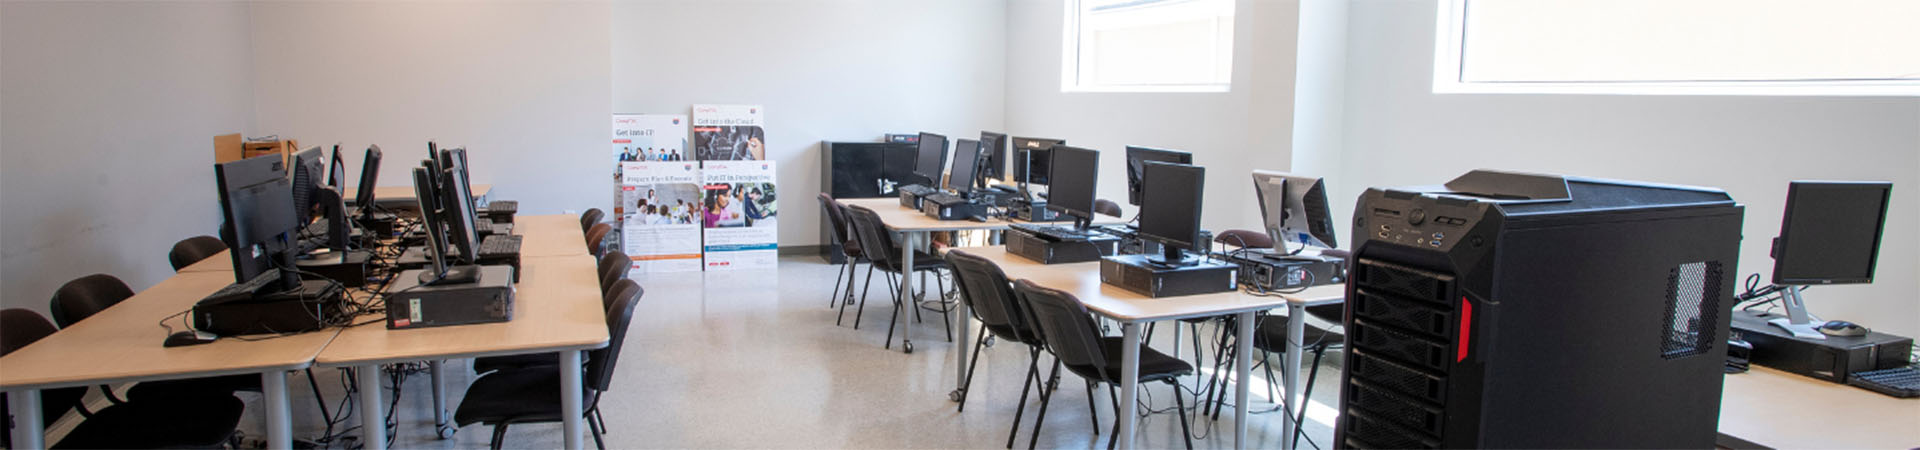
<box><xmin>1335</xmin><ymin>170</ymin><xmax>1744</xmax><ymax>449</ymax></box>
<box><xmin>1007</xmin><ymin>229</ymin><xmax>1117</xmax><ymax>264</ymax></box>
<box><xmin>386</xmin><ymin>265</ymin><xmax>516</xmax><ymax>329</ymax></box>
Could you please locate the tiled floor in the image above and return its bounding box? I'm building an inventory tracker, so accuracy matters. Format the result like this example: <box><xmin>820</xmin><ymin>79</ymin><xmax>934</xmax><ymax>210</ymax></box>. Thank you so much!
<box><xmin>228</xmin><ymin>255</ymin><xmax>1345</xmax><ymax>449</ymax></box>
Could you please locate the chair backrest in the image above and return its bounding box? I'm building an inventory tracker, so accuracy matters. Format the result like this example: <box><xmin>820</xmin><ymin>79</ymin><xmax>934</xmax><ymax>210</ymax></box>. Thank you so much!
<box><xmin>1</xmin><ymin>309</ymin><xmax>88</xmax><ymax>418</ymax></box>
<box><xmin>843</xmin><ymin>206</ymin><xmax>896</xmax><ymax>266</ymax></box>
<box><xmin>605</xmin><ymin>278</ymin><xmax>641</xmax><ymax>312</ymax></box>
<box><xmin>1094</xmin><ymin>199</ymin><xmax>1122</xmax><ymax>217</ymax></box>
<box><xmin>1012</xmin><ymin>279</ymin><xmax>1110</xmax><ymax>377</ymax></box>
<box><xmin>49</xmin><ymin>274</ymin><xmax>135</xmax><ymax>328</ymax></box>
<box><xmin>945</xmin><ymin>250</ymin><xmax>1037</xmax><ymax>342</ymax></box>
<box><xmin>584</xmin><ymin>223</ymin><xmax>613</xmax><ymax>257</ymax></box>
<box><xmin>1214</xmin><ymin>229</ymin><xmax>1273</xmax><ymax>251</ymax></box>
<box><xmin>587</xmin><ymin>279</ymin><xmax>644</xmax><ymax>392</ymax></box>
<box><xmin>169</xmin><ymin>235</ymin><xmax>227</xmax><ymax>271</ymax></box>
<box><xmin>580</xmin><ymin>208</ymin><xmax>605</xmax><ymax>231</ymax></box>
<box><xmin>817</xmin><ymin>193</ymin><xmax>853</xmax><ymax>245</ymax></box>
<box><xmin>598</xmin><ymin>250</ymin><xmax>630</xmax><ymax>294</ymax></box>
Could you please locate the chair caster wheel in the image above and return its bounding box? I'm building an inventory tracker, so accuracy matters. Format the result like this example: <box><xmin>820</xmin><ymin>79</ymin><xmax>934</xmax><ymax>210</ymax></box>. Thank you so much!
<box><xmin>949</xmin><ymin>389</ymin><xmax>965</xmax><ymax>402</ymax></box>
<box><xmin>984</xmin><ymin>335</ymin><xmax>996</xmax><ymax>347</ymax></box>
<box><xmin>904</xmin><ymin>342</ymin><xmax>915</xmax><ymax>354</ymax></box>
<box><xmin>437</xmin><ymin>424</ymin><xmax>457</xmax><ymax>439</ymax></box>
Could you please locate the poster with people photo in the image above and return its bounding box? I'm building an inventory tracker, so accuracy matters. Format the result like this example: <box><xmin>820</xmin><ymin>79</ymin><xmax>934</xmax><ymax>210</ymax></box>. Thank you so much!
<box><xmin>611</xmin><ymin>114</ymin><xmax>688</xmax><ymax>216</ymax></box>
<box><xmin>699</xmin><ymin>160</ymin><xmax>778</xmax><ymax>270</ymax></box>
<box><xmin>619</xmin><ymin>161</ymin><xmax>703</xmax><ymax>273</ymax></box>
<box><xmin>691</xmin><ymin>104</ymin><xmax>765</xmax><ymax>161</ymax></box>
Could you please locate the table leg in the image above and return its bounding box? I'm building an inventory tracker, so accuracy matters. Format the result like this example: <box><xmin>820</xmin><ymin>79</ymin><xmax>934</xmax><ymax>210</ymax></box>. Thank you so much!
<box><xmin>263</xmin><ymin>371</ymin><xmax>293</xmax><ymax>449</ymax></box>
<box><xmin>1235</xmin><ymin>311</ymin><xmax>1255</xmax><ymax>450</ymax></box>
<box><xmin>1281</xmin><ymin>305</ymin><xmax>1305</xmax><ymax>450</ymax></box>
<box><xmin>357</xmin><ymin>364</ymin><xmax>386</xmax><ymax>450</ymax></box>
<box><xmin>897</xmin><ymin>232</ymin><xmax>918</xmax><ymax>354</ymax></box>
<box><xmin>1118</xmin><ymin>322</ymin><xmax>1141</xmax><ymax>450</ymax></box>
<box><xmin>1172</xmin><ymin>322</ymin><xmax>1183</xmax><ymax>359</ymax></box>
<box><xmin>8</xmin><ymin>389</ymin><xmax>44</xmax><ymax>450</ymax></box>
<box><xmin>560</xmin><ymin>350</ymin><xmax>586</xmax><ymax>450</ymax></box>
<box><xmin>430</xmin><ymin>360</ymin><xmax>450</xmax><ymax>438</ymax></box>
<box><xmin>952</xmin><ymin>302</ymin><xmax>972</xmax><ymax>399</ymax></box>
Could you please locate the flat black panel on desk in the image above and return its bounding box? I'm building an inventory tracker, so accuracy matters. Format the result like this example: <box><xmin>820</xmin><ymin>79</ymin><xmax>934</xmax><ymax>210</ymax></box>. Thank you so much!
<box><xmin>820</xmin><ymin>141</ymin><xmax>918</xmax><ymax>263</ymax></box>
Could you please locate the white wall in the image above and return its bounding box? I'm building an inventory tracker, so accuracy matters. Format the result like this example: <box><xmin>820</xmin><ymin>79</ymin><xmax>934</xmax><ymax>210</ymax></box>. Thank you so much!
<box><xmin>1005</xmin><ymin>0</ymin><xmax>1300</xmax><ymax>234</ymax></box>
<box><xmin>1</xmin><ymin>2</ymin><xmax>257</xmax><ymax>315</ymax></box>
<box><xmin>1337</xmin><ymin>0</ymin><xmax>1920</xmax><ymax>337</ymax></box>
<box><xmin>608</xmin><ymin>0</ymin><xmax>1008</xmax><ymax>247</ymax></box>
<box><xmin>247</xmin><ymin>1</ymin><xmax>613</xmax><ymax>216</ymax></box>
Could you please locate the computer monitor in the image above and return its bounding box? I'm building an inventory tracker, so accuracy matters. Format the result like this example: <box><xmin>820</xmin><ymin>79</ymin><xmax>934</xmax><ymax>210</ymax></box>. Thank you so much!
<box><xmin>449</xmin><ymin>147</ymin><xmax>483</xmax><ymax>223</ymax></box>
<box><xmin>327</xmin><ymin>145</ymin><xmax>347</xmax><ymax>189</ymax></box>
<box><xmin>440</xmin><ymin>165</ymin><xmax>482</xmax><ymax>265</ymax></box>
<box><xmin>1011</xmin><ymin>137</ymin><xmax>1064</xmax><ymax>186</ymax></box>
<box><xmin>946</xmin><ymin>139</ymin><xmax>982</xmax><ymax>195</ymax></box>
<box><xmin>1043</xmin><ymin>145</ymin><xmax>1100</xmax><ymax>229</ymax></box>
<box><xmin>214</xmin><ymin>153</ymin><xmax>302</xmax><ymax>288</ymax></box>
<box><xmin>1125</xmin><ymin>146</ymin><xmax>1192</xmax><ymax>206</ymax></box>
<box><xmin>1252</xmin><ymin>170</ymin><xmax>1338</xmax><ymax>252</ymax></box>
<box><xmin>289</xmin><ymin>146</ymin><xmax>327</xmax><ymax>225</ymax></box>
<box><xmin>979</xmin><ymin>131</ymin><xmax>1008</xmax><ymax>181</ymax></box>
<box><xmin>411</xmin><ymin>167</ymin><xmax>454</xmax><ymax>284</ymax></box>
<box><xmin>1764</xmin><ymin>180</ymin><xmax>1893</xmax><ymax>337</ymax></box>
<box><xmin>912</xmin><ymin>132</ymin><xmax>948</xmax><ymax>187</ymax></box>
<box><xmin>1138</xmin><ymin>162</ymin><xmax>1205</xmax><ymax>267</ymax></box>
<box><xmin>354</xmin><ymin>145</ymin><xmax>383</xmax><ymax>217</ymax></box>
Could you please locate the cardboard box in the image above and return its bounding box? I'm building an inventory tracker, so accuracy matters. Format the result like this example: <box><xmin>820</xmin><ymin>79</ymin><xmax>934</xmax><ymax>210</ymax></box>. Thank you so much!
<box><xmin>214</xmin><ymin>133</ymin><xmax>300</xmax><ymax>167</ymax></box>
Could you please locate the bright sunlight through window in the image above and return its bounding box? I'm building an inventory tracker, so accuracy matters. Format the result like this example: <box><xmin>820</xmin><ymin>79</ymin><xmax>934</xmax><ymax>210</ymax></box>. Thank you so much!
<box><xmin>1064</xmin><ymin>0</ymin><xmax>1235</xmax><ymax>93</ymax></box>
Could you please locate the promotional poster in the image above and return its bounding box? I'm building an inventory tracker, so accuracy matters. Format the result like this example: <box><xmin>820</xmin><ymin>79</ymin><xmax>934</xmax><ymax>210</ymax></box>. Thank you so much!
<box><xmin>612</xmin><ymin>114</ymin><xmax>688</xmax><ymax>216</ymax></box>
<box><xmin>700</xmin><ymin>160</ymin><xmax>778</xmax><ymax>270</ymax></box>
<box><xmin>620</xmin><ymin>161</ymin><xmax>704</xmax><ymax>273</ymax></box>
<box><xmin>691</xmin><ymin>104</ymin><xmax>765</xmax><ymax>161</ymax></box>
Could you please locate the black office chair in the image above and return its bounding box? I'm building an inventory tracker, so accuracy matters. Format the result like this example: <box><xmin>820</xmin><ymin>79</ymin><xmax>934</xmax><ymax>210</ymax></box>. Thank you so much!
<box><xmin>579</xmin><ymin>208</ymin><xmax>605</xmax><ymax>232</ymax></box>
<box><xmin>844</xmin><ymin>205</ymin><xmax>952</xmax><ymax>350</ymax></box>
<box><xmin>1013</xmin><ymin>280</ymin><xmax>1194</xmax><ymax>450</ymax></box>
<box><xmin>585</xmin><ymin>223</ymin><xmax>613</xmax><ymax>258</ymax></box>
<box><xmin>947</xmin><ymin>250</ymin><xmax>1058</xmax><ymax>448</ymax></box>
<box><xmin>455</xmin><ymin>279</ymin><xmax>643</xmax><ymax>450</ymax></box>
<box><xmin>1093</xmin><ymin>199</ymin><xmax>1122</xmax><ymax>218</ymax></box>
<box><xmin>1213</xmin><ymin>229</ymin><xmax>1273</xmax><ymax>253</ymax></box>
<box><xmin>0</xmin><ymin>309</ymin><xmax>246</xmax><ymax>450</ymax></box>
<box><xmin>819</xmin><ymin>194</ymin><xmax>869</xmax><ymax>318</ymax></box>
<box><xmin>598</xmin><ymin>250</ymin><xmax>631</xmax><ymax>295</ymax></box>
<box><xmin>168</xmin><ymin>236</ymin><xmax>227</xmax><ymax>271</ymax></box>
<box><xmin>48</xmin><ymin>274</ymin><xmax>135</xmax><ymax>329</ymax></box>
<box><xmin>474</xmin><ymin>279</ymin><xmax>640</xmax><ymax>375</ymax></box>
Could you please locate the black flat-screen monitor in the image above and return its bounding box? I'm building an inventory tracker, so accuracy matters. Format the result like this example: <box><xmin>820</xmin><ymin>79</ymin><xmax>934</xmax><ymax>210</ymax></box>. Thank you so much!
<box><xmin>447</xmin><ymin>147</ymin><xmax>481</xmax><ymax>224</ymax></box>
<box><xmin>441</xmin><ymin>164</ymin><xmax>482</xmax><ymax>264</ymax></box>
<box><xmin>1044</xmin><ymin>145</ymin><xmax>1099</xmax><ymax>228</ymax></box>
<box><xmin>1011</xmin><ymin>137</ymin><xmax>1064</xmax><ymax>185</ymax></box>
<box><xmin>1772</xmin><ymin>181</ymin><xmax>1893</xmax><ymax>285</ymax></box>
<box><xmin>1138</xmin><ymin>162</ymin><xmax>1205</xmax><ymax>267</ymax></box>
<box><xmin>412</xmin><ymin>167</ymin><xmax>452</xmax><ymax>278</ymax></box>
<box><xmin>1125</xmin><ymin>146</ymin><xmax>1192</xmax><ymax>206</ymax></box>
<box><xmin>355</xmin><ymin>145</ymin><xmax>383</xmax><ymax>213</ymax></box>
<box><xmin>913</xmin><ymin>132</ymin><xmax>948</xmax><ymax>187</ymax></box>
<box><xmin>947</xmin><ymin>139</ymin><xmax>982</xmax><ymax>195</ymax></box>
<box><xmin>979</xmin><ymin>131</ymin><xmax>1008</xmax><ymax>180</ymax></box>
<box><xmin>1252</xmin><ymin>170</ymin><xmax>1338</xmax><ymax>251</ymax></box>
<box><xmin>327</xmin><ymin>145</ymin><xmax>347</xmax><ymax>189</ymax></box>
<box><xmin>214</xmin><ymin>153</ymin><xmax>301</xmax><ymax>288</ymax></box>
<box><xmin>289</xmin><ymin>147</ymin><xmax>327</xmax><ymax>225</ymax></box>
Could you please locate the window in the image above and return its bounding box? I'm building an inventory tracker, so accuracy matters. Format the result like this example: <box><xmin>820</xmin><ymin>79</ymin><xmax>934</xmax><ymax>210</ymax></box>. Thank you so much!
<box><xmin>1435</xmin><ymin>0</ymin><xmax>1920</xmax><ymax>96</ymax></box>
<box><xmin>1064</xmin><ymin>0</ymin><xmax>1235</xmax><ymax>92</ymax></box>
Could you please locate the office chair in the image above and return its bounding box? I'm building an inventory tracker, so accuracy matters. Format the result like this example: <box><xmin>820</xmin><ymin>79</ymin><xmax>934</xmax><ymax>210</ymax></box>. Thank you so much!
<box><xmin>579</xmin><ymin>208</ymin><xmax>605</xmax><ymax>232</ymax></box>
<box><xmin>474</xmin><ymin>279</ymin><xmax>639</xmax><ymax>376</ymax></box>
<box><xmin>585</xmin><ymin>223</ymin><xmax>613</xmax><ymax>258</ymax></box>
<box><xmin>1</xmin><ymin>309</ymin><xmax>246</xmax><ymax>449</ymax></box>
<box><xmin>168</xmin><ymin>235</ymin><xmax>227</xmax><ymax>271</ymax></box>
<box><xmin>1013</xmin><ymin>280</ymin><xmax>1194</xmax><ymax>450</ymax></box>
<box><xmin>1093</xmin><ymin>199</ymin><xmax>1122</xmax><ymax>218</ymax></box>
<box><xmin>845</xmin><ymin>205</ymin><xmax>953</xmax><ymax>350</ymax></box>
<box><xmin>1213</xmin><ymin>229</ymin><xmax>1273</xmax><ymax>253</ymax></box>
<box><xmin>946</xmin><ymin>250</ymin><xmax>1055</xmax><ymax>448</ymax></box>
<box><xmin>598</xmin><ymin>250</ymin><xmax>631</xmax><ymax>295</ymax></box>
<box><xmin>818</xmin><ymin>194</ymin><xmax>867</xmax><ymax>317</ymax></box>
<box><xmin>1251</xmin><ymin>309</ymin><xmax>1344</xmax><ymax>448</ymax></box>
<box><xmin>454</xmin><ymin>279</ymin><xmax>643</xmax><ymax>450</ymax></box>
<box><xmin>48</xmin><ymin>274</ymin><xmax>135</xmax><ymax>328</ymax></box>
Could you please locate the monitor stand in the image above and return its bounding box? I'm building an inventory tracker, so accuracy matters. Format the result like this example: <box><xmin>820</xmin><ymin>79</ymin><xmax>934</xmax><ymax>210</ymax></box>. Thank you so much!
<box><xmin>1146</xmin><ymin>246</ymin><xmax>1195</xmax><ymax>268</ymax></box>
<box><xmin>1767</xmin><ymin>286</ymin><xmax>1825</xmax><ymax>339</ymax></box>
<box><xmin>419</xmin><ymin>264</ymin><xmax>482</xmax><ymax>286</ymax></box>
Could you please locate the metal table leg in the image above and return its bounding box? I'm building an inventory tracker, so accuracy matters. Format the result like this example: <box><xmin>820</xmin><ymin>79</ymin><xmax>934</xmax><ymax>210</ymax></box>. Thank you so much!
<box><xmin>263</xmin><ymin>371</ymin><xmax>293</xmax><ymax>449</ymax></box>
<box><xmin>430</xmin><ymin>360</ymin><xmax>452</xmax><ymax>438</ymax></box>
<box><xmin>952</xmin><ymin>302</ymin><xmax>972</xmax><ymax>399</ymax></box>
<box><xmin>1118</xmin><ymin>322</ymin><xmax>1142</xmax><ymax>450</ymax></box>
<box><xmin>357</xmin><ymin>364</ymin><xmax>386</xmax><ymax>450</ymax></box>
<box><xmin>8</xmin><ymin>389</ymin><xmax>44</xmax><ymax>449</ymax></box>
<box><xmin>560</xmin><ymin>350</ymin><xmax>586</xmax><ymax>450</ymax></box>
<box><xmin>1235</xmin><ymin>311</ymin><xmax>1255</xmax><ymax>450</ymax></box>
<box><xmin>897</xmin><ymin>232</ymin><xmax>918</xmax><ymax>354</ymax></box>
<box><xmin>1281</xmin><ymin>304</ymin><xmax>1306</xmax><ymax>450</ymax></box>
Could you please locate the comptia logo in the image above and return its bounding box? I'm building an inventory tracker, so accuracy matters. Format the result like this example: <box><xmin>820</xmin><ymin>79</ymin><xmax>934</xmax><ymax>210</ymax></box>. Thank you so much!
<box><xmin>761</xmin><ymin>164</ymin><xmax>769</xmax><ymax>170</ymax></box>
<box><xmin>683</xmin><ymin>164</ymin><xmax>693</xmax><ymax>171</ymax></box>
<box><xmin>749</xmin><ymin>108</ymin><xmax>758</xmax><ymax>115</ymax></box>
<box><xmin>671</xmin><ymin>118</ymin><xmax>681</xmax><ymax>125</ymax></box>
<box><xmin>615</xmin><ymin>118</ymin><xmax>637</xmax><ymax>124</ymax></box>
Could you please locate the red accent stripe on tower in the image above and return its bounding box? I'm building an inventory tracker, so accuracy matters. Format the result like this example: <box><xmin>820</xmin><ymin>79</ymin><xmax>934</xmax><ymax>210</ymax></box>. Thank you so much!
<box><xmin>1457</xmin><ymin>297</ymin><xmax>1473</xmax><ymax>362</ymax></box>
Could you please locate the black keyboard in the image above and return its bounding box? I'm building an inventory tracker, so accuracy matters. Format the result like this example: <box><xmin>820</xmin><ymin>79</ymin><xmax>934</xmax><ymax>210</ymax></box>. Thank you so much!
<box><xmin>900</xmin><ymin>185</ymin><xmax>934</xmax><ymax>196</ymax></box>
<box><xmin>487</xmin><ymin>200</ymin><xmax>518</xmax><ymax>215</ymax></box>
<box><xmin>1849</xmin><ymin>365</ymin><xmax>1920</xmax><ymax>398</ymax></box>
<box><xmin>479</xmin><ymin>235</ymin><xmax>522</xmax><ymax>257</ymax></box>
<box><xmin>1009</xmin><ymin>223</ymin><xmax>1089</xmax><ymax>241</ymax></box>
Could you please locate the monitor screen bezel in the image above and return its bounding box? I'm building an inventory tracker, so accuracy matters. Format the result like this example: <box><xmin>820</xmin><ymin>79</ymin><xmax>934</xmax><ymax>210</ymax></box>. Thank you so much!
<box><xmin>1771</xmin><ymin>180</ymin><xmax>1893</xmax><ymax>285</ymax></box>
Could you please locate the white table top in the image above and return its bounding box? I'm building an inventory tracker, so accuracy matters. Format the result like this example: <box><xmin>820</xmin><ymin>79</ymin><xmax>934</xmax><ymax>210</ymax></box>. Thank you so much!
<box><xmin>314</xmin><ymin>254</ymin><xmax>608</xmax><ymax>366</ymax></box>
<box><xmin>1718</xmin><ymin>365</ymin><xmax>1920</xmax><ymax>448</ymax></box>
<box><xmin>948</xmin><ymin>246</ymin><xmax>1345</xmax><ymax>322</ymax></box>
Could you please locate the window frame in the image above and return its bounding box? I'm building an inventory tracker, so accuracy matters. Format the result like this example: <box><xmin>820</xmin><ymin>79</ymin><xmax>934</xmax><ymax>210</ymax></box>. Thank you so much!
<box><xmin>1431</xmin><ymin>0</ymin><xmax>1920</xmax><ymax>96</ymax></box>
<box><xmin>1061</xmin><ymin>0</ymin><xmax>1235</xmax><ymax>94</ymax></box>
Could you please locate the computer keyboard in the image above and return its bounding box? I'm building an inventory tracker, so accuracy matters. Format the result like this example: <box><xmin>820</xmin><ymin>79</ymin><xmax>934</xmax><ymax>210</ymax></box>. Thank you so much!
<box><xmin>479</xmin><ymin>234</ymin><xmax>522</xmax><ymax>257</ymax></box>
<box><xmin>900</xmin><ymin>185</ymin><xmax>934</xmax><ymax>196</ymax></box>
<box><xmin>1009</xmin><ymin>223</ymin><xmax>1089</xmax><ymax>241</ymax></box>
<box><xmin>1848</xmin><ymin>365</ymin><xmax>1920</xmax><ymax>398</ymax></box>
<box><xmin>486</xmin><ymin>200</ymin><xmax>518</xmax><ymax>215</ymax></box>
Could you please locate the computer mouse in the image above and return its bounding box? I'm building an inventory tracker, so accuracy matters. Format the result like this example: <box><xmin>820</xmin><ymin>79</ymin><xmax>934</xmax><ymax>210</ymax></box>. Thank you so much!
<box><xmin>1818</xmin><ymin>320</ymin><xmax>1869</xmax><ymax>337</ymax></box>
<box><xmin>163</xmin><ymin>330</ymin><xmax>219</xmax><ymax>347</ymax></box>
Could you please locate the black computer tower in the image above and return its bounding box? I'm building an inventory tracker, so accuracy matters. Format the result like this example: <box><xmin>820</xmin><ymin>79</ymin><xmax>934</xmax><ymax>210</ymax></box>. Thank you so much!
<box><xmin>1335</xmin><ymin>170</ymin><xmax>1744</xmax><ymax>449</ymax></box>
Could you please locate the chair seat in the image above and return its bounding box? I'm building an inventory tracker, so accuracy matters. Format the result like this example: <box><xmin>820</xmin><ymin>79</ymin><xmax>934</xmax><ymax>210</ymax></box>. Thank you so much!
<box><xmin>1067</xmin><ymin>337</ymin><xmax>1193</xmax><ymax>384</ymax></box>
<box><xmin>1252</xmin><ymin>315</ymin><xmax>1345</xmax><ymax>354</ymax></box>
<box><xmin>125</xmin><ymin>374</ymin><xmax>261</xmax><ymax>402</ymax></box>
<box><xmin>877</xmin><ymin>251</ymin><xmax>948</xmax><ymax>273</ymax></box>
<box><xmin>473</xmin><ymin>353</ymin><xmax>561</xmax><ymax>374</ymax></box>
<box><xmin>842</xmin><ymin>238</ymin><xmax>863</xmax><ymax>257</ymax></box>
<box><xmin>454</xmin><ymin>366</ymin><xmax>574</xmax><ymax>426</ymax></box>
<box><xmin>53</xmin><ymin>394</ymin><xmax>244</xmax><ymax>449</ymax></box>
